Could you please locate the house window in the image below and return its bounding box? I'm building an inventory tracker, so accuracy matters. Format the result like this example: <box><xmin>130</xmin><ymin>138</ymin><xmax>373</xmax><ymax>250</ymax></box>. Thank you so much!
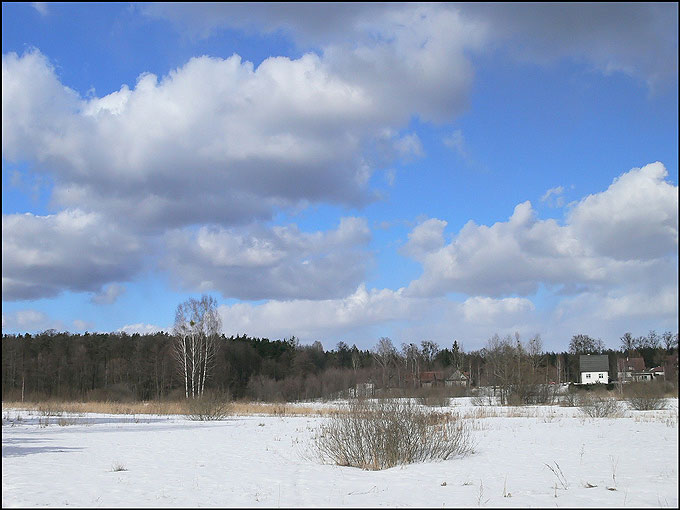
<box><xmin>586</xmin><ymin>373</ymin><xmax>591</xmax><ymax>379</ymax></box>
<box><xmin>598</xmin><ymin>373</ymin><xmax>604</xmax><ymax>379</ymax></box>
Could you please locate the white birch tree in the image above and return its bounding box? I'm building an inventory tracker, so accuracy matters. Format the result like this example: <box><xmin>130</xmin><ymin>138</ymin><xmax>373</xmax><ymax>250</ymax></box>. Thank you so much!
<box><xmin>173</xmin><ymin>295</ymin><xmax>222</xmax><ymax>399</ymax></box>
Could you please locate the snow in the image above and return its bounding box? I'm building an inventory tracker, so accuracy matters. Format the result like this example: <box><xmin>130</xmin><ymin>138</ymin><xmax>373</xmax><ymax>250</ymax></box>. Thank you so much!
<box><xmin>2</xmin><ymin>399</ymin><xmax>678</xmax><ymax>507</ymax></box>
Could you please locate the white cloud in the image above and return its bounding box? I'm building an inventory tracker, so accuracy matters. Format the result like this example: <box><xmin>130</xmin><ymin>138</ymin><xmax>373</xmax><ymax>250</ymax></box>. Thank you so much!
<box><xmin>540</xmin><ymin>185</ymin><xmax>565</xmax><ymax>207</ymax></box>
<box><xmin>457</xmin><ymin>3</ymin><xmax>678</xmax><ymax>88</ymax></box>
<box><xmin>31</xmin><ymin>2</ymin><xmax>48</xmax><ymax>16</ymax></box>
<box><xmin>145</xmin><ymin>3</ymin><xmax>677</xmax><ymax>88</ymax></box>
<box><xmin>217</xmin><ymin>284</ymin><xmax>540</xmax><ymax>349</ymax></box>
<box><xmin>567</xmin><ymin>162</ymin><xmax>678</xmax><ymax>260</ymax></box>
<box><xmin>164</xmin><ymin>217</ymin><xmax>371</xmax><ymax>300</ymax></box>
<box><xmin>401</xmin><ymin>218</ymin><xmax>447</xmax><ymax>261</ymax></box>
<box><xmin>393</xmin><ymin>133</ymin><xmax>424</xmax><ymax>159</ymax></box>
<box><xmin>443</xmin><ymin>130</ymin><xmax>468</xmax><ymax>158</ymax></box>
<box><xmin>461</xmin><ymin>296</ymin><xmax>535</xmax><ymax>323</ymax></box>
<box><xmin>72</xmin><ymin>319</ymin><xmax>93</xmax><ymax>331</ymax></box>
<box><xmin>2</xmin><ymin>309</ymin><xmax>65</xmax><ymax>333</ymax></box>
<box><xmin>406</xmin><ymin>163</ymin><xmax>678</xmax><ymax>299</ymax></box>
<box><xmin>2</xmin><ymin>12</ymin><xmax>477</xmax><ymax>231</ymax></box>
<box><xmin>118</xmin><ymin>323</ymin><xmax>169</xmax><ymax>335</ymax></box>
<box><xmin>91</xmin><ymin>283</ymin><xmax>126</xmax><ymax>305</ymax></box>
<box><xmin>2</xmin><ymin>209</ymin><xmax>143</xmax><ymax>301</ymax></box>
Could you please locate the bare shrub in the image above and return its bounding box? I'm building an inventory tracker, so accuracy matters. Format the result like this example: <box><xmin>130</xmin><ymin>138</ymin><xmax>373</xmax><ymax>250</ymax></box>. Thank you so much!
<box><xmin>624</xmin><ymin>382</ymin><xmax>667</xmax><ymax>411</ymax></box>
<box><xmin>447</xmin><ymin>385</ymin><xmax>469</xmax><ymax>398</ymax></box>
<box><xmin>579</xmin><ymin>395</ymin><xmax>623</xmax><ymax>418</ymax></box>
<box><xmin>470</xmin><ymin>388</ymin><xmax>496</xmax><ymax>406</ymax></box>
<box><xmin>418</xmin><ymin>387</ymin><xmax>450</xmax><ymax>407</ymax></box>
<box><xmin>111</xmin><ymin>462</ymin><xmax>127</xmax><ymax>472</ymax></box>
<box><xmin>37</xmin><ymin>403</ymin><xmax>63</xmax><ymax>417</ymax></box>
<box><xmin>420</xmin><ymin>394</ymin><xmax>450</xmax><ymax>407</ymax></box>
<box><xmin>185</xmin><ymin>392</ymin><xmax>231</xmax><ymax>421</ymax></box>
<box><xmin>314</xmin><ymin>399</ymin><xmax>474</xmax><ymax>470</ymax></box>
<box><xmin>519</xmin><ymin>384</ymin><xmax>560</xmax><ymax>405</ymax></box>
<box><xmin>559</xmin><ymin>386</ymin><xmax>582</xmax><ymax>407</ymax></box>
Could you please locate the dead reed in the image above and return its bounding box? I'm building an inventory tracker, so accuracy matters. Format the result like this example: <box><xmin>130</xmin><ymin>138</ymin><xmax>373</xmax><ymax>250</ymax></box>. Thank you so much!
<box><xmin>2</xmin><ymin>400</ymin><xmax>344</xmax><ymax>417</ymax></box>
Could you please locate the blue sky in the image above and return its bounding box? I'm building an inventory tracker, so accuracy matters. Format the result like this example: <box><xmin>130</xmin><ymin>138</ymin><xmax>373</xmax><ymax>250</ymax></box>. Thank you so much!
<box><xmin>2</xmin><ymin>2</ymin><xmax>678</xmax><ymax>352</ymax></box>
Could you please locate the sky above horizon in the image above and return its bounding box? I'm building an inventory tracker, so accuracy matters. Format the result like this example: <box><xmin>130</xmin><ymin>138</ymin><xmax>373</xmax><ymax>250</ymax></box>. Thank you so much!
<box><xmin>2</xmin><ymin>2</ymin><xmax>678</xmax><ymax>352</ymax></box>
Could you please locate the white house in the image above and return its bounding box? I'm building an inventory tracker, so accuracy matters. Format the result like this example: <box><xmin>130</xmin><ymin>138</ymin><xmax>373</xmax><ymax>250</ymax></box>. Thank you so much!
<box><xmin>579</xmin><ymin>354</ymin><xmax>609</xmax><ymax>384</ymax></box>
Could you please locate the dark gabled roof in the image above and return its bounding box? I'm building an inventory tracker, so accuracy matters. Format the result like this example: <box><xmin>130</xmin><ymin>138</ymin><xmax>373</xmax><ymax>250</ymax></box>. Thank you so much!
<box><xmin>420</xmin><ymin>371</ymin><xmax>444</xmax><ymax>382</ymax></box>
<box><xmin>617</xmin><ymin>356</ymin><xmax>646</xmax><ymax>372</ymax></box>
<box><xmin>579</xmin><ymin>354</ymin><xmax>609</xmax><ymax>372</ymax></box>
<box><xmin>446</xmin><ymin>369</ymin><xmax>468</xmax><ymax>381</ymax></box>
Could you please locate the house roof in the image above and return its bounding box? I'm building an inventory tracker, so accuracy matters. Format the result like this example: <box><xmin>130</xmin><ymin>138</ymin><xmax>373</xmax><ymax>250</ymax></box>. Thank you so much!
<box><xmin>579</xmin><ymin>354</ymin><xmax>609</xmax><ymax>372</ymax></box>
<box><xmin>617</xmin><ymin>356</ymin><xmax>645</xmax><ymax>372</ymax></box>
<box><xmin>446</xmin><ymin>369</ymin><xmax>468</xmax><ymax>381</ymax></box>
<box><xmin>420</xmin><ymin>371</ymin><xmax>443</xmax><ymax>382</ymax></box>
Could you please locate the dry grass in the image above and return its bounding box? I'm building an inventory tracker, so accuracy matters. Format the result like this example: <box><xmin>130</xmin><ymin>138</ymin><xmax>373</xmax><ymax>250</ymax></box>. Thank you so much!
<box><xmin>459</xmin><ymin>405</ymin><xmax>561</xmax><ymax>420</ymax></box>
<box><xmin>2</xmin><ymin>400</ymin><xmax>344</xmax><ymax>418</ymax></box>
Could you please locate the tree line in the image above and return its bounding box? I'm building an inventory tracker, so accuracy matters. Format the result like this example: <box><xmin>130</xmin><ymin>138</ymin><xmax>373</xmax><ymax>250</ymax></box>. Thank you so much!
<box><xmin>1</xmin><ymin>297</ymin><xmax>677</xmax><ymax>403</ymax></box>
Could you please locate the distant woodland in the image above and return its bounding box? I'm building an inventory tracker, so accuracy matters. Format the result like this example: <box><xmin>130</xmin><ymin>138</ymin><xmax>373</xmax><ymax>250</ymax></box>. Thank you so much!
<box><xmin>2</xmin><ymin>328</ymin><xmax>677</xmax><ymax>403</ymax></box>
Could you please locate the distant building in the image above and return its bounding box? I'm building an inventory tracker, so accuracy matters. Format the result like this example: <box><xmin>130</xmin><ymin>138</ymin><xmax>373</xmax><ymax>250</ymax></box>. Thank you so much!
<box><xmin>419</xmin><ymin>371</ymin><xmax>445</xmax><ymax>388</ymax></box>
<box><xmin>445</xmin><ymin>369</ymin><xmax>469</xmax><ymax>388</ymax></box>
<box><xmin>405</xmin><ymin>371</ymin><xmax>446</xmax><ymax>388</ymax></box>
<box><xmin>650</xmin><ymin>366</ymin><xmax>665</xmax><ymax>379</ymax></box>
<box><xmin>579</xmin><ymin>354</ymin><xmax>609</xmax><ymax>384</ymax></box>
<box><xmin>617</xmin><ymin>355</ymin><xmax>646</xmax><ymax>382</ymax></box>
<box><xmin>617</xmin><ymin>355</ymin><xmax>653</xmax><ymax>382</ymax></box>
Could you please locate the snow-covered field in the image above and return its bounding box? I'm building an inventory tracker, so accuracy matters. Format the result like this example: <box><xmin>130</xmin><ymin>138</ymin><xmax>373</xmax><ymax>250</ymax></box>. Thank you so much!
<box><xmin>2</xmin><ymin>398</ymin><xmax>678</xmax><ymax>507</ymax></box>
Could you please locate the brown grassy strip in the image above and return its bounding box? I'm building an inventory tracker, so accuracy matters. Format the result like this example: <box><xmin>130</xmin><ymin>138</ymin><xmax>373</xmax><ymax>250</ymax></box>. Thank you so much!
<box><xmin>1</xmin><ymin>400</ymin><xmax>345</xmax><ymax>417</ymax></box>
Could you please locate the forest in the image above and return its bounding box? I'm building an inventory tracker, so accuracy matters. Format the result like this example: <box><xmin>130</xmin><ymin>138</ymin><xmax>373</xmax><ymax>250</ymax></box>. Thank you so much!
<box><xmin>2</xmin><ymin>326</ymin><xmax>677</xmax><ymax>403</ymax></box>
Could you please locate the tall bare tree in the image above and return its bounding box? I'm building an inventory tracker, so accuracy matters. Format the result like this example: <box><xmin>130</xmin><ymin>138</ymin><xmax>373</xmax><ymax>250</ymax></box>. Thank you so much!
<box><xmin>620</xmin><ymin>332</ymin><xmax>635</xmax><ymax>354</ymax></box>
<box><xmin>402</xmin><ymin>342</ymin><xmax>421</xmax><ymax>388</ymax></box>
<box><xmin>372</xmin><ymin>337</ymin><xmax>397</xmax><ymax>389</ymax></box>
<box><xmin>420</xmin><ymin>340</ymin><xmax>439</xmax><ymax>371</ymax></box>
<box><xmin>173</xmin><ymin>295</ymin><xmax>222</xmax><ymax>399</ymax></box>
<box><xmin>527</xmin><ymin>334</ymin><xmax>544</xmax><ymax>376</ymax></box>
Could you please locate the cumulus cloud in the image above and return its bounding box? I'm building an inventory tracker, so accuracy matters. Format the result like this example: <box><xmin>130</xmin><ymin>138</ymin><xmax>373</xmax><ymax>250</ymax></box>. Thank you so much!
<box><xmin>141</xmin><ymin>2</ymin><xmax>388</xmax><ymax>43</ymax></box>
<box><xmin>164</xmin><ymin>217</ymin><xmax>371</xmax><ymax>300</ymax></box>
<box><xmin>145</xmin><ymin>3</ymin><xmax>677</xmax><ymax>88</ymax></box>
<box><xmin>457</xmin><ymin>3</ymin><xmax>678</xmax><ymax>88</ymax></box>
<box><xmin>2</xmin><ymin>309</ymin><xmax>65</xmax><ymax>333</ymax></box>
<box><xmin>540</xmin><ymin>185</ymin><xmax>565</xmax><ymax>207</ymax></box>
<box><xmin>72</xmin><ymin>319</ymin><xmax>93</xmax><ymax>331</ymax></box>
<box><xmin>118</xmin><ymin>323</ymin><xmax>169</xmax><ymax>335</ymax></box>
<box><xmin>443</xmin><ymin>130</ymin><xmax>468</xmax><ymax>158</ymax></box>
<box><xmin>401</xmin><ymin>218</ymin><xmax>447</xmax><ymax>261</ymax></box>
<box><xmin>2</xmin><ymin>9</ymin><xmax>478</xmax><ymax>232</ymax></box>
<box><xmin>2</xmin><ymin>50</ymin><xmax>374</xmax><ymax>230</ymax></box>
<box><xmin>217</xmin><ymin>284</ymin><xmax>536</xmax><ymax>347</ymax></box>
<box><xmin>91</xmin><ymin>283</ymin><xmax>126</xmax><ymax>305</ymax></box>
<box><xmin>2</xmin><ymin>209</ymin><xmax>143</xmax><ymax>301</ymax></box>
<box><xmin>567</xmin><ymin>162</ymin><xmax>678</xmax><ymax>260</ymax></box>
<box><xmin>405</xmin><ymin>163</ymin><xmax>678</xmax><ymax>299</ymax></box>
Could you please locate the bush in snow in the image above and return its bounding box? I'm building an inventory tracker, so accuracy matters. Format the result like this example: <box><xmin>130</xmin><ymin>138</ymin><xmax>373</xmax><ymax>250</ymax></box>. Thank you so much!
<box><xmin>314</xmin><ymin>399</ymin><xmax>474</xmax><ymax>470</ymax></box>
<box><xmin>578</xmin><ymin>395</ymin><xmax>623</xmax><ymax>418</ymax></box>
<box><xmin>624</xmin><ymin>382</ymin><xmax>667</xmax><ymax>411</ymax></box>
<box><xmin>185</xmin><ymin>391</ymin><xmax>231</xmax><ymax>421</ymax></box>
